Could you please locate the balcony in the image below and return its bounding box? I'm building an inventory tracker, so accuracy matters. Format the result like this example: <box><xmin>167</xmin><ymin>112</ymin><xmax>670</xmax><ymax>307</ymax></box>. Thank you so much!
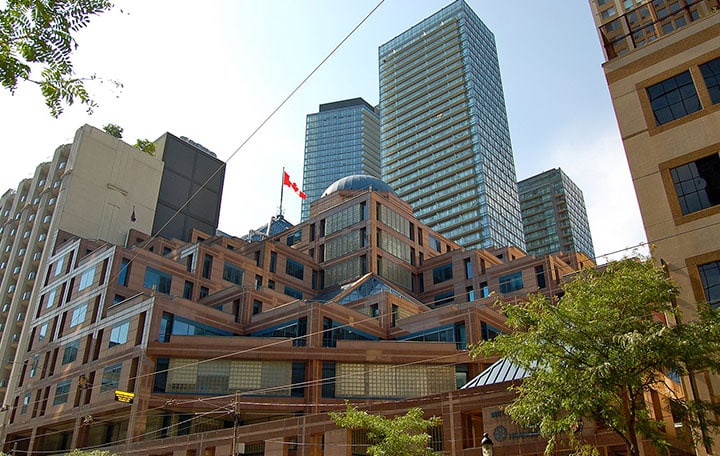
<box><xmin>600</xmin><ymin>0</ymin><xmax>718</xmax><ymax>60</ymax></box>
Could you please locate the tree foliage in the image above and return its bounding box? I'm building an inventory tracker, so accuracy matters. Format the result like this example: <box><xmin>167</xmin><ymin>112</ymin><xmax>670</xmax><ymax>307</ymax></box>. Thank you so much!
<box><xmin>330</xmin><ymin>403</ymin><xmax>442</xmax><ymax>456</ymax></box>
<box><xmin>102</xmin><ymin>123</ymin><xmax>122</xmax><ymax>138</ymax></box>
<box><xmin>62</xmin><ymin>450</ymin><xmax>116</xmax><ymax>456</ymax></box>
<box><xmin>472</xmin><ymin>258</ymin><xmax>720</xmax><ymax>456</ymax></box>
<box><xmin>0</xmin><ymin>0</ymin><xmax>115</xmax><ymax>116</ymax></box>
<box><xmin>134</xmin><ymin>138</ymin><xmax>155</xmax><ymax>155</ymax></box>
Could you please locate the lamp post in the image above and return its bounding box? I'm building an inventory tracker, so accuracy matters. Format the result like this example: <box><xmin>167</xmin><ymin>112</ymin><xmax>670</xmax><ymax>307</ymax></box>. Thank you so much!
<box><xmin>481</xmin><ymin>432</ymin><xmax>494</xmax><ymax>456</ymax></box>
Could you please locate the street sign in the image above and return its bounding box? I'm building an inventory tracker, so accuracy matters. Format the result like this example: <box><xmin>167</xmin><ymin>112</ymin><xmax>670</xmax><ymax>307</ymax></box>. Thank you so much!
<box><xmin>114</xmin><ymin>390</ymin><xmax>135</xmax><ymax>403</ymax></box>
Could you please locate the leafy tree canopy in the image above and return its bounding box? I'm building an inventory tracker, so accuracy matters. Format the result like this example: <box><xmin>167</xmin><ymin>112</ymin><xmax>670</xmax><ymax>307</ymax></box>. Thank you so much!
<box><xmin>134</xmin><ymin>138</ymin><xmax>155</xmax><ymax>155</ymax></box>
<box><xmin>0</xmin><ymin>0</ymin><xmax>115</xmax><ymax>117</ymax></box>
<box><xmin>103</xmin><ymin>123</ymin><xmax>122</xmax><ymax>138</ymax></box>
<box><xmin>472</xmin><ymin>258</ymin><xmax>720</xmax><ymax>456</ymax></box>
<box><xmin>330</xmin><ymin>403</ymin><xmax>442</xmax><ymax>456</ymax></box>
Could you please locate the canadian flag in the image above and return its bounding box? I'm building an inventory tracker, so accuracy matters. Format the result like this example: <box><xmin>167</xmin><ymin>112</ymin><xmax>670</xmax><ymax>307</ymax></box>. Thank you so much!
<box><xmin>283</xmin><ymin>171</ymin><xmax>307</xmax><ymax>199</ymax></box>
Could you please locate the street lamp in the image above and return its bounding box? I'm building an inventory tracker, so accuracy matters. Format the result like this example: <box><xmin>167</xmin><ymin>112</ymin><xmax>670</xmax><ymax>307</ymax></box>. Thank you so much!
<box><xmin>481</xmin><ymin>432</ymin><xmax>494</xmax><ymax>456</ymax></box>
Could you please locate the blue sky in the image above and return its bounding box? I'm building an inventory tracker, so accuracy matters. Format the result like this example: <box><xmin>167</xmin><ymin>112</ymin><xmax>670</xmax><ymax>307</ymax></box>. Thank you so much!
<box><xmin>0</xmin><ymin>0</ymin><xmax>646</xmax><ymax>261</ymax></box>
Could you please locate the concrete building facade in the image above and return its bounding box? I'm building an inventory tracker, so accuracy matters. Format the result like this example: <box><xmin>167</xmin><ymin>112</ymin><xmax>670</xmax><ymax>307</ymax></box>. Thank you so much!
<box><xmin>588</xmin><ymin>0</ymin><xmax>720</xmax><ymax>453</ymax></box>
<box><xmin>518</xmin><ymin>168</ymin><xmax>595</xmax><ymax>259</ymax></box>
<box><xmin>379</xmin><ymin>0</ymin><xmax>525</xmax><ymax>251</ymax></box>
<box><xmin>301</xmin><ymin>98</ymin><xmax>381</xmax><ymax>222</ymax></box>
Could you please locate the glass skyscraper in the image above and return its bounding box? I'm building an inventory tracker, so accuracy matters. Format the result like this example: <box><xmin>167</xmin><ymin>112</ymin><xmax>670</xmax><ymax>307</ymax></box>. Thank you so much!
<box><xmin>518</xmin><ymin>168</ymin><xmax>595</xmax><ymax>259</ymax></box>
<box><xmin>379</xmin><ymin>0</ymin><xmax>525</xmax><ymax>250</ymax></box>
<box><xmin>301</xmin><ymin>98</ymin><xmax>381</xmax><ymax>221</ymax></box>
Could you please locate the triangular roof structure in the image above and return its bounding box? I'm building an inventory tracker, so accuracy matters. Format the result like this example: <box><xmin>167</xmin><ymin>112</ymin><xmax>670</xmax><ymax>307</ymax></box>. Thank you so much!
<box><xmin>461</xmin><ymin>358</ymin><xmax>532</xmax><ymax>389</ymax></box>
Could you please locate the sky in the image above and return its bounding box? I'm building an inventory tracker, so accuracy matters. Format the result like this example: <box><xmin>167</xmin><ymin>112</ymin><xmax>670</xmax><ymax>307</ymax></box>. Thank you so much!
<box><xmin>0</xmin><ymin>0</ymin><xmax>648</xmax><ymax>262</ymax></box>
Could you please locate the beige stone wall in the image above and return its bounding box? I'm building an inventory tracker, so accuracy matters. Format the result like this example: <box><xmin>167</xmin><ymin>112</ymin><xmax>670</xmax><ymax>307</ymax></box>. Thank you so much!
<box><xmin>57</xmin><ymin>124</ymin><xmax>164</xmax><ymax>246</ymax></box>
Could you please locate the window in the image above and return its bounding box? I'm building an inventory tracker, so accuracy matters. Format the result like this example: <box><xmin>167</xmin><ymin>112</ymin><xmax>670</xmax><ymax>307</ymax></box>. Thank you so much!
<box><xmin>199</xmin><ymin>286</ymin><xmax>209</xmax><ymax>298</ymax></box>
<box><xmin>118</xmin><ymin>259</ymin><xmax>130</xmax><ymax>286</ymax></box>
<box><xmin>69</xmin><ymin>302</ymin><xmax>88</xmax><ymax>327</ymax></box>
<box><xmin>284</xmin><ymin>286</ymin><xmax>302</xmax><ymax>300</ymax></box>
<box><xmin>222</xmin><ymin>262</ymin><xmax>244</xmax><ymax>285</ymax></box>
<box><xmin>202</xmin><ymin>254</ymin><xmax>213</xmax><ymax>279</ymax></box>
<box><xmin>647</xmin><ymin>71</ymin><xmax>700</xmax><ymax>126</ymax></box>
<box><xmin>143</xmin><ymin>267</ymin><xmax>172</xmax><ymax>294</ymax></box>
<box><xmin>428</xmin><ymin>235</ymin><xmax>442</xmax><ymax>252</ymax></box>
<box><xmin>101</xmin><ymin>363</ymin><xmax>122</xmax><ymax>392</ymax></box>
<box><xmin>12</xmin><ymin>266</ymin><xmax>20</xmax><ymax>275</ymax></box>
<box><xmin>22</xmin><ymin>392</ymin><xmax>31</xmax><ymax>414</ymax></box>
<box><xmin>43</xmin><ymin>215</ymin><xmax>51</xmax><ymax>223</ymax></box>
<box><xmin>285</xmin><ymin>258</ymin><xmax>304</xmax><ymax>280</ymax></box>
<box><xmin>54</xmin><ymin>257</ymin><xmax>65</xmax><ymax>276</ymax></box>
<box><xmin>464</xmin><ymin>258</ymin><xmax>472</xmax><ymax>279</ymax></box>
<box><xmin>432</xmin><ymin>264</ymin><xmax>453</xmax><ymax>284</ymax></box>
<box><xmin>600</xmin><ymin>5</ymin><xmax>616</xmax><ymax>19</ymax></box>
<box><xmin>38</xmin><ymin>323</ymin><xmax>48</xmax><ymax>342</ymax></box>
<box><xmin>434</xmin><ymin>291</ymin><xmax>455</xmax><ymax>306</ymax></box>
<box><xmin>183</xmin><ymin>281</ymin><xmax>193</xmax><ymax>299</ymax></box>
<box><xmin>29</xmin><ymin>354</ymin><xmax>39</xmax><ymax>378</ymax></box>
<box><xmin>670</xmin><ymin>153</ymin><xmax>720</xmax><ymax>215</ymax></box>
<box><xmin>252</xmin><ymin>300</ymin><xmax>262</xmax><ymax>315</ymax></box>
<box><xmin>62</xmin><ymin>339</ymin><xmax>79</xmax><ymax>364</ymax></box>
<box><xmin>499</xmin><ymin>271</ymin><xmax>524</xmax><ymax>294</ymax></box>
<box><xmin>700</xmin><ymin>56</ymin><xmax>720</xmax><ymax>105</ymax></box>
<box><xmin>286</xmin><ymin>230</ymin><xmax>302</xmax><ymax>246</ymax></box>
<box><xmin>536</xmin><ymin>265</ymin><xmax>547</xmax><ymax>289</ymax></box>
<box><xmin>109</xmin><ymin>320</ymin><xmax>130</xmax><ymax>347</ymax></box>
<box><xmin>699</xmin><ymin>261</ymin><xmax>720</xmax><ymax>309</ymax></box>
<box><xmin>78</xmin><ymin>267</ymin><xmax>95</xmax><ymax>290</ymax></box>
<box><xmin>269</xmin><ymin>252</ymin><xmax>277</xmax><ymax>273</ymax></box>
<box><xmin>45</xmin><ymin>288</ymin><xmax>57</xmax><ymax>309</ymax></box>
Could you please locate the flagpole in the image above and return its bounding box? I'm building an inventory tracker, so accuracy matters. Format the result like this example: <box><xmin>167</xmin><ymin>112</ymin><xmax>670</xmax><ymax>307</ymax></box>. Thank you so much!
<box><xmin>279</xmin><ymin>167</ymin><xmax>285</xmax><ymax>217</ymax></box>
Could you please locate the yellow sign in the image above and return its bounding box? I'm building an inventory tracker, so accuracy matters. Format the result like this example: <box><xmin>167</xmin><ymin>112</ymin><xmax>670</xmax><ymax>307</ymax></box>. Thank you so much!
<box><xmin>114</xmin><ymin>391</ymin><xmax>135</xmax><ymax>404</ymax></box>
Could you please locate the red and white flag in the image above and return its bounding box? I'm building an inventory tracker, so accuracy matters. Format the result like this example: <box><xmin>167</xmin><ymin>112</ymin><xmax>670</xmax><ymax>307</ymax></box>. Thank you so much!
<box><xmin>283</xmin><ymin>171</ymin><xmax>307</xmax><ymax>199</ymax></box>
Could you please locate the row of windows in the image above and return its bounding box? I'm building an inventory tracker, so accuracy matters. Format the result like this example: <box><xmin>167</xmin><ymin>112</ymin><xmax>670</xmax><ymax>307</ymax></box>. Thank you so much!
<box><xmin>648</xmin><ymin>56</ymin><xmax>720</xmax><ymax>126</ymax></box>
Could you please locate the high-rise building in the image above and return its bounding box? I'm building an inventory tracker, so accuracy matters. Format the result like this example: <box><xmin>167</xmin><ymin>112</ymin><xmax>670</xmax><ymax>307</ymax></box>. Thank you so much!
<box><xmin>588</xmin><ymin>1</ymin><xmax>720</xmax><ymax>453</ymax></box>
<box><xmin>301</xmin><ymin>98</ymin><xmax>381</xmax><ymax>221</ymax></box>
<box><xmin>518</xmin><ymin>168</ymin><xmax>595</xmax><ymax>259</ymax></box>
<box><xmin>379</xmin><ymin>0</ymin><xmax>525</xmax><ymax>251</ymax></box>
<box><xmin>0</xmin><ymin>125</ymin><xmax>226</xmax><ymax>409</ymax></box>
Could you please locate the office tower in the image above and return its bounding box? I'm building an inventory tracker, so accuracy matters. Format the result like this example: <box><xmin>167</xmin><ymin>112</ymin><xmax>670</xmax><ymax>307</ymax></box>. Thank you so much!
<box><xmin>301</xmin><ymin>98</ymin><xmax>381</xmax><ymax>221</ymax></box>
<box><xmin>3</xmin><ymin>173</ymin><xmax>591</xmax><ymax>454</ymax></box>
<box><xmin>151</xmin><ymin>133</ymin><xmax>225</xmax><ymax>242</ymax></box>
<box><xmin>518</xmin><ymin>168</ymin><xmax>595</xmax><ymax>259</ymax></box>
<box><xmin>588</xmin><ymin>1</ymin><xmax>720</xmax><ymax>453</ymax></box>
<box><xmin>379</xmin><ymin>0</ymin><xmax>525</xmax><ymax>251</ymax></box>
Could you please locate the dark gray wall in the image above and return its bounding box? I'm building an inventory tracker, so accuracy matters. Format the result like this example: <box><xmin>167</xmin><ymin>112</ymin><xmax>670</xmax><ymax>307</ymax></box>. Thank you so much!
<box><xmin>152</xmin><ymin>133</ymin><xmax>225</xmax><ymax>241</ymax></box>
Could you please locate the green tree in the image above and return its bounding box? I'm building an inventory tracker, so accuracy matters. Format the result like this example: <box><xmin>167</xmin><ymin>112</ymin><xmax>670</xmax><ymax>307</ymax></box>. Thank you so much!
<box><xmin>0</xmin><ymin>0</ymin><xmax>115</xmax><ymax>117</ymax></box>
<box><xmin>103</xmin><ymin>123</ymin><xmax>123</xmax><ymax>138</ymax></box>
<box><xmin>134</xmin><ymin>138</ymin><xmax>155</xmax><ymax>156</ymax></box>
<box><xmin>62</xmin><ymin>450</ymin><xmax>116</xmax><ymax>456</ymax></box>
<box><xmin>472</xmin><ymin>258</ymin><xmax>720</xmax><ymax>456</ymax></box>
<box><xmin>330</xmin><ymin>403</ymin><xmax>442</xmax><ymax>456</ymax></box>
